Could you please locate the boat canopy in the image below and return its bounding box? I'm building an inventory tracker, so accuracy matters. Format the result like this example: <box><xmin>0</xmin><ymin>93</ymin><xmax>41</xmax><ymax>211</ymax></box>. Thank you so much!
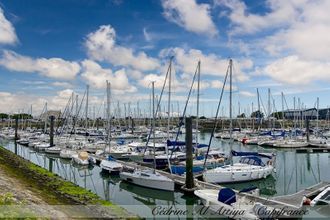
<box><xmin>239</xmin><ymin>156</ymin><xmax>265</xmax><ymax>166</ymax></box>
<box><xmin>231</xmin><ymin>150</ymin><xmax>273</xmax><ymax>159</ymax></box>
<box><xmin>166</xmin><ymin>140</ymin><xmax>208</xmax><ymax>149</ymax></box>
<box><xmin>218</xmin><ymin>188</ymin><xmax>236</xmax><ymax>205</ymax></box>
<box><xmin>167</xmin><ymin>140</ymin><xmax>186</xmax><ymax>146</ymax></box>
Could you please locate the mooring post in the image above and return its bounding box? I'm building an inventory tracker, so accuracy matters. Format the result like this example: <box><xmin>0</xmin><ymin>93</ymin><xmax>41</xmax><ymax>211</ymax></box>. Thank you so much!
<box><xmin>50</xmin><ymin>115</ymin><xmax>55</xmax><ymax>147</ymax></box>
<box><xmin>15</xmin><ymin>118</ymin><xmax>18</xmax><ymax>140</ymax></box>
<box><xmin>305</xmin><ymin>119</ymin><xmax>310</xmax><ymax>142</ymax></box>
<box><xmin>185</xmin><ymin>117</ymin><xmax>194</xmax><ymax>189</ymax></box>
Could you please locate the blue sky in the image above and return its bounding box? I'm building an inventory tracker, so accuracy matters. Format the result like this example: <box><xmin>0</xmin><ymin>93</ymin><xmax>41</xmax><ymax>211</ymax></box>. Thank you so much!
<box><xmin>1</xmin><ymin>0</ymin><xmax>330</xmax><ymax>117</ymax></box>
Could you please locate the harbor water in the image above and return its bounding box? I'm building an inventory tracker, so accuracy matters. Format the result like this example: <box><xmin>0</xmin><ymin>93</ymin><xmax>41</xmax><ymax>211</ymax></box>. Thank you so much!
<box><xmin>1</xmin><ymin>132</ymin><xmax>329</xmax><ymax>218</ymax></box>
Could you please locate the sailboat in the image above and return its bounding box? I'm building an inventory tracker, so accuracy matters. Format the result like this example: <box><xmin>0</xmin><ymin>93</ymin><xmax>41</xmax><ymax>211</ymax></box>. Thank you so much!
<box><xmin>170</xmin><ymin>61</ymin><xmax>227</xmax><ymax>175</ymax></box>
<box><xmin>194</xmin><ymin>187</ymin><xmax>261</xmax><ymax>219</ymax></box>
<box><xmin>203</xmin><ymin>59</ymin><xmax>276</xmax><ymax>183</ymax></box>
<box><xmin>120</xmin><ymin>81</ymin><xmax>174</xmax><ymax>191</ymax></box>
<box><xmin>100</xmin><ymin>81</ymin><xmax>123</xmax><ymax>174</ymax></box>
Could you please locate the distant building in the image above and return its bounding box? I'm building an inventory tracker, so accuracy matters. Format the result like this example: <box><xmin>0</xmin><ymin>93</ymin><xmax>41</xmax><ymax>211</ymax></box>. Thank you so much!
<box><xmin>279</xmin><ymin>108</ymin><xmax>330</xmax><ymax>120</ymax></box>
<box><xmin>39</xmin><ymin>110</ymin><xmax>61</xmax><ymax>120</ymax></box>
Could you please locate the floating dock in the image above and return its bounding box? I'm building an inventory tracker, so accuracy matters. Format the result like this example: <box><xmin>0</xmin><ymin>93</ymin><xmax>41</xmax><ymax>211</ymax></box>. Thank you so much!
<box><xmin>92</xmin><ymin>154</ymin><xmax>329</xmax><ymax>210</ymax></box>
<box><xmin>296</xmin><ymin>147</ymin><xmax>330</xmax><ymax>153</ymax></box>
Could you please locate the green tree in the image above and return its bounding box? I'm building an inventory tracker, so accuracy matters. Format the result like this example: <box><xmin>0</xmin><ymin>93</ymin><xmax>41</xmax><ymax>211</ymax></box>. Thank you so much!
<box><xmin>237</xmin><ymin>113</ymin><xmax>246</xmax><ymax>118</ymax></box>
<box><xmin>251</xmin><ymin>110</ymin><xmax>264</xmax><ymax>118</ymax></box>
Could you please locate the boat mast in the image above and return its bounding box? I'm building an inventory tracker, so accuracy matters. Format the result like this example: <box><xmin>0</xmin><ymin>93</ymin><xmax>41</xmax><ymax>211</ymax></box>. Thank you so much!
<box><xmin>44</xmin><ymin>102</ymin><xmax>47</xmax><ymax>133</ymax></box>
<box><xmin>85</xmin><ymin>84</ymin><xmax>89</xmax><ymax>136</ymax></box>
<box><xmin>152</xmin><ymin>81</ymin><xmax>156</xmax><ymax>173</ymax></box>
<box><xmin>196</xmin><ymin>60</ymin><xmax>201</xmax><ymax>150</ymax></box>
<box><xmin>316</xmin><ymin>97</ymin><xmax>319</xmax><ymax>134</ymax></box>
<box><xmin>166</xmin><ymin>57</ymin><xmax>173</xmax><ymax>174</ymax></box>
<box><xmin>268</xmin><ymin>88</ymin><xmax>271</xmax><ymax>129</ymax></box>
<box><xmin>106</xmin><ymin>81</ymin><xmax>111</xmax><ymax>149</ymax></box>
<box><xmin>229</xmin><ymin>59</ymin><xmax>233</xmax><ymax>143</ymax></box>
<box><xmin>281</xmin><ymin>92</ymin><xmax>284</xmax><ymax>131</ymax></box>
<box><xmin>228</xmin><ymin>58</ymin><xmax>234</xmax><ymax>167</ymax></box>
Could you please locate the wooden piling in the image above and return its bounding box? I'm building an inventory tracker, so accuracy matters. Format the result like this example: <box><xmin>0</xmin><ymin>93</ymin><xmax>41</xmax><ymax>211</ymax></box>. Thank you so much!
<box><xmin>184</xmin><ymin>117</ymin><xmax>194</xmax><ymax>190</ymax></box>
<box><xmin>15</xmin><ymin>118</ymin><xmax>18</xmax><ymax>140</ymax></box>
<box><xmin>50</xmin><ymin>115</ymin><xmax>55</xmax><ymax>147</ymax></box>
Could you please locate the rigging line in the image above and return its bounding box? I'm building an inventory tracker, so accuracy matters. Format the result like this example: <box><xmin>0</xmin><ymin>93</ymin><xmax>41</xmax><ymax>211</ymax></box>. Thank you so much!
<box><xmin>92</xmin><ymin>93</ymin><xmax>105</xmax><ymax>128</ymax></box>
<box><xmin>203</xmin><ymin>60</ymin><xmax>230</xmax><ymax>169</ymax></box>
<box><xmin>169</xmin><ymin>61</ymin><xmax>199</xmax><ymax>159</ymax></box>
<box><xmin>56</xmin><ymin>94</ymin><xmax>74</xmax><ymax>134</ymax></box>
<box><xmin>67</xmin><ymin>89</ymin><xmax>87</xmax><ymax>140</ymax></box>
<box><xmin>143</xmin><ymin>57</ymin><xmax>173</xmax><ymax>155</ymax></box>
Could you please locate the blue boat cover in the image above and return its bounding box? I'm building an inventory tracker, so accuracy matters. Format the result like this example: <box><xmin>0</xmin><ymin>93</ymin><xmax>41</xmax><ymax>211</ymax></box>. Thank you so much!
<box><xmin>239</xmin><ymin>156</ymin><xmax>265</xmax><ymax>166</ymax></box>
<box><xmin>108</xmin><ymin>155</ymin><xmax>115</xmax><ymax>161</ymax></box>
<box><xmin>231</xmin><ymin>150</ymin><xmax>272</xmax><ymax>159</ymax></box>
<box><xmin>167</xmin><ymin>140</ymin><xmax>186</xmax><ymax>146</ymax></box>
<box><xmin>195</xmin><ymin>155</ymin><xmax>205</xmax><ymax>160</ymax></box>
<box><xmin>218</xmin><ymin>188</ymin><xmax>236</xmax><ymax>205</ymax></box>
<box><xmin>196</xmin><ymin>143</ymin><xmax>208</xmax><ymax>148</ymax></box>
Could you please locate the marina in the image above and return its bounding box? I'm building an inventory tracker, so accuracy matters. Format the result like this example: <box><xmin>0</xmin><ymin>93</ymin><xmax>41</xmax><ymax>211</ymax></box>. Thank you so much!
<box><xmin>1</xmin><ymin>122</ymin><xmax>329</xmax><ymax>218</ymax></box>
<box><xmin>1</xmin><ymin>1</ymin><xmax>330</xmax><ymax>219</ymax></box>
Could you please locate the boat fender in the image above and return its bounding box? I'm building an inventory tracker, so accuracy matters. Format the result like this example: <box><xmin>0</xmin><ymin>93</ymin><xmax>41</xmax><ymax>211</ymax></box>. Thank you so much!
<box><xmin>267</xmin><ymin>160</ymin><xmax>273</xmax><ymax>166</ymax></box>
<box><xmin>303</xmin><ymin>196</ymin><xmax>311</xmax><ymax>205</ymax></box>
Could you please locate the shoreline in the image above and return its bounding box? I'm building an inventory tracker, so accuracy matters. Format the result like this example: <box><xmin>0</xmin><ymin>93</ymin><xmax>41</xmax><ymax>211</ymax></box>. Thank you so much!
<box><xmin>0</xmin><ymin>145</ymin><xmax>137</xmax><ymax>219</ymax></box>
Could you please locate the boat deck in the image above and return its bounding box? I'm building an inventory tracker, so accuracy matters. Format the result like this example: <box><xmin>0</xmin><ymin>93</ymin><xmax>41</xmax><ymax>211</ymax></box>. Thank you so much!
<box><xmin>92</xmin><ymin>154</ymin><xmax>329</xmax><ymax>209</ymax></box>
<box><xmin>272</xmin><ymin>181</ymin><xmax>330</xmax><ymax>207</ymax></box>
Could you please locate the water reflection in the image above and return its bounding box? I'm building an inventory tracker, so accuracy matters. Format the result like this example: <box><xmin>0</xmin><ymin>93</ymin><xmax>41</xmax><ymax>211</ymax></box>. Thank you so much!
<box><xmin>1</xmin><ymin>135</ymin><xmax>330</xmax><ymax>219</ymax></box>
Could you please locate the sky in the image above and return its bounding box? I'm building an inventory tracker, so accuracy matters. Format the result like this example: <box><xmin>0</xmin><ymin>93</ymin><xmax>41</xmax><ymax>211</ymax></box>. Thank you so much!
<box><xmin>1</xmin><ymin>0</ymin><xmax>330</xmax><ymax>117</ymax></box>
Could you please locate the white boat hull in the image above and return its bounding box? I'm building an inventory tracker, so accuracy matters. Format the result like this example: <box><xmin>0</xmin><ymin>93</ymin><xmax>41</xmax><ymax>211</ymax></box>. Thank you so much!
<box><xmin>203</xmin><ymin>163</ymin><xmax>273</xmax><ymax>183</ymax></box>
<box><xmin>194</xmin><ymin>189</ymin><xmax>258</xmax><ymax>220</ymax></box>
<box><xmin>120</xmin><ymin>170</ymin><xmax>174</xmax><ymax>191</ymax></box>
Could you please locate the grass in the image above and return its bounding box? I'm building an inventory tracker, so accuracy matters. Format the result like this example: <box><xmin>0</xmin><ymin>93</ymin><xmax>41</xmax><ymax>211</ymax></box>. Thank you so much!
<box><xmin>0</xmin><ymin>145</ymin><xmax>135</xmax><ymax>218</ymax></box>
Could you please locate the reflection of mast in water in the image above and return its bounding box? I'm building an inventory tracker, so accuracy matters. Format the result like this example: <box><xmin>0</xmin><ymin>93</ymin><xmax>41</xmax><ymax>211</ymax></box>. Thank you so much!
<box><xmin>284</xmin><ymin>152</ymin><xmax>287</xmax><ymax>194</ymax></box>
<box><xmin>295</xmin><ymin>153</ymin><xmax>298</xmax><ymax>192</ymax></box>
<box><xmin>14</xmin><ymin>142</ymin><xmax>17</xmax><ymax>154</ymax></box>
<box><xmin>306</xmin><ymin>153</ymin><xmax>311</xmax><ymax>171</ymax></box>
<box><xmin>119</xmin><ymin>181</ymin><xmax>175</xmax><ymax>206</ymax></box>
<box><xmin>317</xmin><ymin>154</ymin><xmax>321</xmax><ymax>182</ymax></box>
<box><xmin>100</xmin><ymin>173</ymin><xmax>120</xmax><ymax>201</ymax></box>
<box><xmin>102</xmin><ymin>177</ymin><xmax>110</xmax><ymax>201</ymax></box>
<box><xmin>48</xmin><ymin>157</ymin><xmax>54</xmax><ymax>173</ymax></box>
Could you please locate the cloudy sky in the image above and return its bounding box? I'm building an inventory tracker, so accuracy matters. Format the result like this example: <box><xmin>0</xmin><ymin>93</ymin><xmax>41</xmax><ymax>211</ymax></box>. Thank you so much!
<box><xmin>0</xmin><ymin>0</ymin><xmax>330</xmax><ymax>117</ymax></box>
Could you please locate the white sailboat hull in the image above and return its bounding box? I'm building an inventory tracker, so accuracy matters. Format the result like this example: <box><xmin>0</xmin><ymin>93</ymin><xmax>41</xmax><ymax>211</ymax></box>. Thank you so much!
<box><xmin>72</xmin><ymin>154</ymin><xmax>89</xmax><ymax>165</ymax></box>
<box><xmin>120</xmin><ymin>170</ymin><xmax>174</xmax><ymax>191</ymax></box>
<box><xmin>203</xmin><ymin>163</ymin><xmax>273</xmax><ymax>183</ymax></box>
<box><xmin>100</xmin><ymin>160</ymin><xmax>123</xmax><ymax>174</ymax></box>
<box><xmin>273</xmin><ymin>141</ymin><xmax>308</xmax><ymax>148</ymax></box>
<box><xmin>194</xmin><ymin>189</ymin><xmax>258</xmax><ymax>220</ymax></box>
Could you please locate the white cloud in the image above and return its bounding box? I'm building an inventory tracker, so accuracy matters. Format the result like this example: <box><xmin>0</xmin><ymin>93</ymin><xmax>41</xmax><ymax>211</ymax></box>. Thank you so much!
<box><xmin>210</xmin><ymin>79</ymin><xmax>237</xmax><ymax>91</ymax></box>
<box><xmin>143</xmin><ymin>28</ymin><xmax>152</xmax><ymax>42</ymax></box>
<box><xmin>85</xmin><ymin>25</ymin><xmax>160</xmax><ymax>71</ymax></box>
<box><xmin>218</xmin><ymin>0</ymin><xmax>330</xmax><ymax>60</ymax></box>
<box><xmin>80</xmin><ymin>59</ymin><xmax>137</xmax><ymax>93</ymax></box>
<box><xmin>0</xmin><ymin>50</ymin><xmax>80</xmax><ymax>80</ymax></box>
<box><xmin>239</xmin><ymin>91</ymin><xmax>256</xmax><ymax>97</ymax></box>
<box><xmin>215</xmin><ymin>0</ymin><xmax>304</xmax><ymax>35</ymax></box>
<box><xmin>161</xmin><ymin>0</ymin><xmax>218</xmax><ymax>37</ymax></box>
<box><xmin>126</xmin><ymin>69</ymin><xmax>143</xmax><ymax>80</ymax></box>
<box><xmin>51</xmin><ymin>81</ymin><xmax>73</xmax><ymax>88</ymax></box>
<box><xmin>263</xmin><ymin>56</ymin><xmax>330</xmax><ymax>85</ymax></box>
<box><xmin>160</xmin><ymin>47</ymin><xmax>252</xmax><ymax>81</ymax></box>
<box><xmin>0</xmin><ymin>7</ymin><xmax>18</xmax><ymax>45</ymax></box>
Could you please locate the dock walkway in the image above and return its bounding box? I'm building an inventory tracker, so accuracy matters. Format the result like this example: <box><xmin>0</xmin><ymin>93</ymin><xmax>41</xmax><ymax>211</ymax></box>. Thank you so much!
<box><xmin>93</xmin><ymin>155</ymin><xmax>329</xmax><ymax>209</ymax></box>
<box><xmin>272</xmin><ymin>181</ymin><xmax>330</xmax><ymax>207</ymax></box>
